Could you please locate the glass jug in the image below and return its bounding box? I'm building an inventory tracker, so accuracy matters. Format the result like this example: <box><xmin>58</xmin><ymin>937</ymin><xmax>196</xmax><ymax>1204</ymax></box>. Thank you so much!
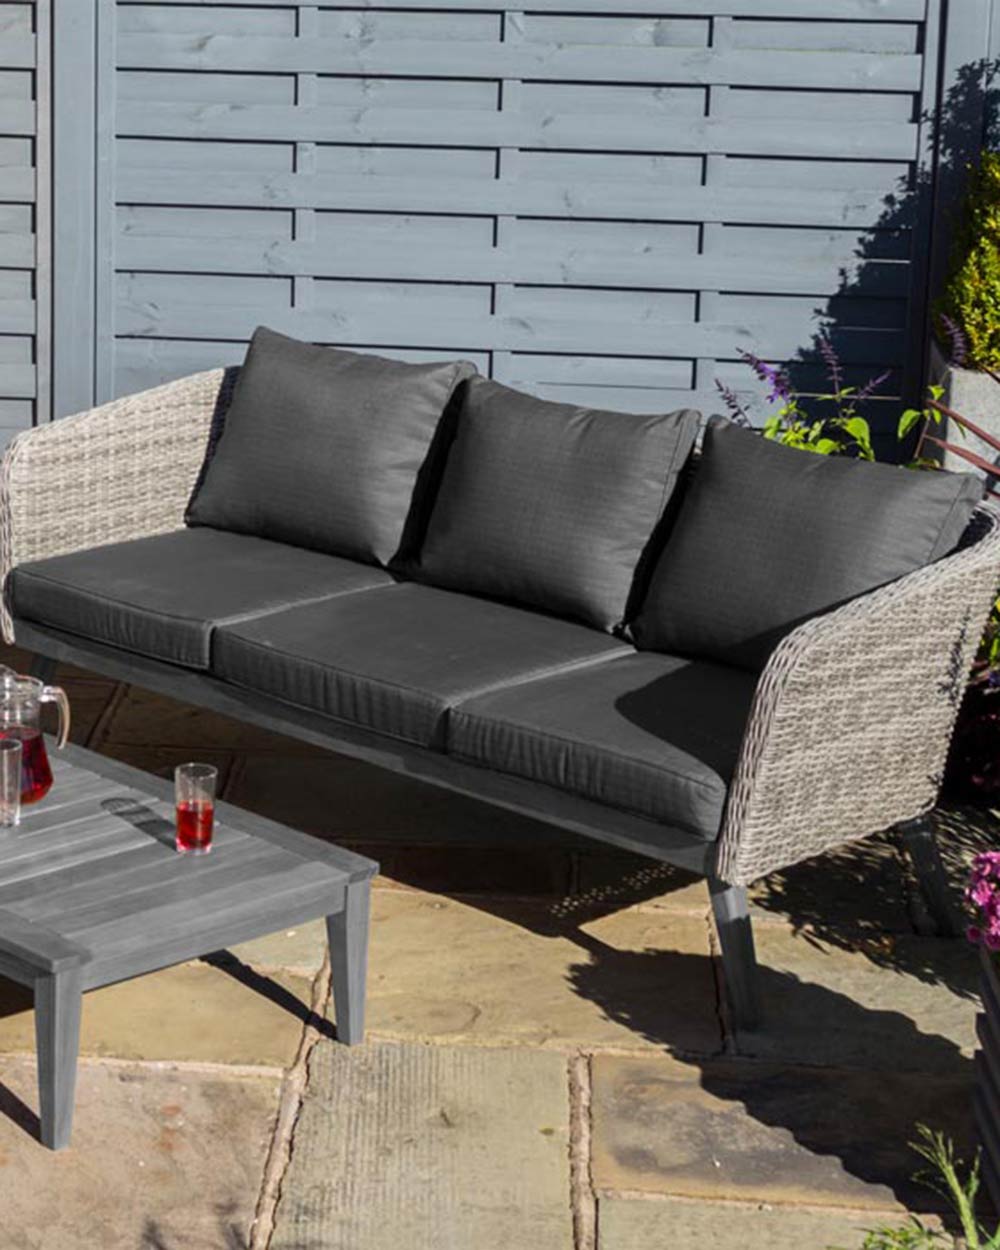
<box><xmin>0</xmin><ymin>670</ymin><xmax>70</xmax><ymax>804</ymax></box>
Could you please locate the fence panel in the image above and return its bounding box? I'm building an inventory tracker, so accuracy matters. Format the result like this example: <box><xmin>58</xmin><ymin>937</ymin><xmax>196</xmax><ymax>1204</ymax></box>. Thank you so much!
<box><xmin>18</xmin><ymin>0</ymin><xmax>988</xmax><ymax>461</ymax></box>
<box><xmin>0</xmin><ymin>0</ymin><xmax>48</xmax><ymax>442</ymax></box>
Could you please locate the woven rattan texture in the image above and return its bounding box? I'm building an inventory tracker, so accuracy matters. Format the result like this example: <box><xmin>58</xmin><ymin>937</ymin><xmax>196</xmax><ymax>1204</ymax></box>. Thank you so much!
<box><xmin>716</xmin><ymin>504</ymin><xmax>1000</xmax><ymax>885</ymax></box>
<box><xmin>0</xmin><ymin>370</ymin><xmax>226</xmax><ymax>642</ymax></box>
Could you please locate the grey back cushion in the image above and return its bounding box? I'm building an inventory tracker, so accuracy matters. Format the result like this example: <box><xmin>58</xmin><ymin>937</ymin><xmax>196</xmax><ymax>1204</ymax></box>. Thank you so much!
<box><xmin>415</xmin><ymin>377</ymin><xmax>701</xmax><ymax>631</ymax></box>
<box><xmin>632</xmin><ymin>416</ymin><xmax>983</xmax><ymax>671</ymax></box>
<box><xmin>188</xmin><ymin>326</ymin><xmax>478</xmax><ymax>566</ymax></box>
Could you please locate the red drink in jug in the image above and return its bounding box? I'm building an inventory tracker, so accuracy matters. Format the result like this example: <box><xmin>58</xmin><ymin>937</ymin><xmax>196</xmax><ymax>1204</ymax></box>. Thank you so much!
<box><xmin>175</xmin><ymin>799</ymin><xmax>214</xmax><ymax>853</ymax></box>
<box><xmin>0</xmin><ymin>728</ymin><xmax>52</xmax><ymax>804</ymax></box>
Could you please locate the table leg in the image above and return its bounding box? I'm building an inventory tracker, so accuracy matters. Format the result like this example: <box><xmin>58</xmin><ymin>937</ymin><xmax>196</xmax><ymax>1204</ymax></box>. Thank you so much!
<box><xmin>327</xmin><ymin>879</ymin><xmax>371</xmax><ymax>1046</ymax></box>
<box><xmin>35</xmin><ymin>967</ymin><xmax>83</xmax><ymax>1150</ymax></box>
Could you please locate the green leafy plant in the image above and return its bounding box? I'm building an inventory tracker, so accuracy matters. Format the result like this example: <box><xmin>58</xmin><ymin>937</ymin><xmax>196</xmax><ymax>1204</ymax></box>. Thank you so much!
<box><xmin>938</xmin><ymin>151</ymin><xmax>1000</xmax><ymax>373</ymax></box>
<box><xmin>829</xmin><ymin>1127</ymin><xmax>1000</xmax><ymax>1250</ymax></box>
<box><xmin>718</xmin><ymin>340</ymin><xmax>881</xmax><ymax>460</ymax></box>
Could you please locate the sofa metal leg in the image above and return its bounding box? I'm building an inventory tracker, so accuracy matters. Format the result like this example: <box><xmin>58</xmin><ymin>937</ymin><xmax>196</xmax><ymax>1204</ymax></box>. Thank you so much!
<box><xmin>896</xmin><ymin>815</ymin><xmax>960</xmax><ymax>938</ymax></box>
<box><xmin>708</xmin><ymin>876</ymin><xmax>761</xmax><ymax>1032</ymax></box>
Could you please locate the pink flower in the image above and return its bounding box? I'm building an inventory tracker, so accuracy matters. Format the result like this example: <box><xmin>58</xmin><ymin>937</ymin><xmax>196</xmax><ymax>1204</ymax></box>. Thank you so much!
<box><xmin>965</xmin><ymin>852</ymin><xmax>1000</xmax><ymax>950</ymax></box>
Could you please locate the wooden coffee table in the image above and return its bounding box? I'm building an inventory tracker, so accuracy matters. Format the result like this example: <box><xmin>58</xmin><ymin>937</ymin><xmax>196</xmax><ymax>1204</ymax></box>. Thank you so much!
<box><xmin>0</xmin><ymin>742</ymin><xmax>377</xmax><ymax>1149</ymax></box>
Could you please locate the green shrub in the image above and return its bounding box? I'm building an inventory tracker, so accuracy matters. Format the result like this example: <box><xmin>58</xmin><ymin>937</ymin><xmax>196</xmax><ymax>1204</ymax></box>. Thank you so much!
<box><xmin>938</xmin><ymin>151</ymin><xmax>1000</xmax><ymax>371</ymax></box>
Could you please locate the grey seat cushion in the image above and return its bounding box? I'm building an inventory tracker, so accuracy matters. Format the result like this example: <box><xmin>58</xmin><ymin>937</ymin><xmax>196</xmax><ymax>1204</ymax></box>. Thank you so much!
<box><xmin>632</xmin><ymin>417</ymin><xmax>983</xmax><ymax>671</ymax></box>
<box><xmin>414</xmin><ymin>377</ymin><xmax>700</xmax><ymax>630</ymax></box>
<box><xmin>188</xmin><ymin>326</ymin><xmax>477</xmax><ymax>566</ymax></box>
<box><xmin>448</xmin><ymin>652</ymin><xmax>758</xmax><ymax>837</ymax></box>
<box><xmin>212</xmin><ymin>583</ymin><xmax>631</xmax><ymax>749</ymax></box>
<box><xmin>10</xmin><ymin>528</ymin><xmax>394</xmax><ymax>669</ymax></box>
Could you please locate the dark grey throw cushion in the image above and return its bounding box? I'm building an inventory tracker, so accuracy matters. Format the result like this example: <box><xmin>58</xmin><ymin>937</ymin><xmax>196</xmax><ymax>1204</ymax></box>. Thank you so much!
<box><xmin>632</xmin><ymin>417</ymin><xmax>983</xmax><ymax>671</ymax></box>
<box><xmin>414</xmin><ymin>378</ymin><xmax>700</xmax><ymax>630</ymax></box>
<box><xmin>187</xmin><ymin>326</ymin><xmax>477</xmax><ymax>566</ymax></box>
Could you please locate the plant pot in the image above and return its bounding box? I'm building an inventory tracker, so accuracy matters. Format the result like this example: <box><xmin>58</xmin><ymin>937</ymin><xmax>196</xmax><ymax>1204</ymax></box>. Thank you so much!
<box><xmin>931</xmin><ymin>342</ymin><xmax>1000</xmax><ymax>485</ymax></box>
<box><xmin>942</xmin><ymin>682</ymin><xmax>1000</xmax><ymax>806</ymax></box>
<box><xmin>977</xmin><ymin>947</ymin><xmax>1000</xmax><ymax>1212</ymax></box>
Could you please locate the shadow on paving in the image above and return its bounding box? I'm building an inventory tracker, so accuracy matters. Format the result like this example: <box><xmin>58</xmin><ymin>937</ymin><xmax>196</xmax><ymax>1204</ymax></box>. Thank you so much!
<box><xmin>141</xmin><ymin>1208</ymin><xmax>248</xmax><ymax>1250</ymax></box>
<box><xmin>751</xmin><ymin>811</ymin><xmax>998</xmax><ymax>1003</ymax></box>
<box><xmin>568</xmin><ymin>939</ymin><xmax>974</xmax><ymax>1215</ymax></box>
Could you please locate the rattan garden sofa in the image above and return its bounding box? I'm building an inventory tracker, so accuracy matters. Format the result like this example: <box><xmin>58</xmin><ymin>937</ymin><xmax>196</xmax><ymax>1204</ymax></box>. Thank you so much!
<box><xmin>2</xmin><ymin>329</ymin><xmax>999</xmax><ymax>1033</ymax></box>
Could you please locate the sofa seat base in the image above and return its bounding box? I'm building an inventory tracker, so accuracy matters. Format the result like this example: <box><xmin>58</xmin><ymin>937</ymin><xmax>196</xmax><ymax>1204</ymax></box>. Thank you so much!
<box><xmin>212</xmin><ymin>582</ymin><xmax>631</xmax><ymax>749</ymax></box>
<box><xmin>449</xmin><ymin>652</ymin><xmax>758</xmax><ymax>839</ymax></box>
<box><xmin>13</xmin><ymin>616</ymin><xmax>716</xmax><ymax>875</ymax></box>
<box><xmin>9</xmin><ymin>529</ymin><xmax>394</xmax><ymax>669</ymax></box>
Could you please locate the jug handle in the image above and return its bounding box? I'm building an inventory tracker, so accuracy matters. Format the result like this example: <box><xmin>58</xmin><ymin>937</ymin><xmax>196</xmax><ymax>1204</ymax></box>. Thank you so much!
<box><xmin>41</xmin><ymin>685</ymin><xmax>71</xmax><ymax>749</ymax></box>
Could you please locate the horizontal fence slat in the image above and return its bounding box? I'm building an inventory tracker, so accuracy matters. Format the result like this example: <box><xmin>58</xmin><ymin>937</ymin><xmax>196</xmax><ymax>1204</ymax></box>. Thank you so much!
<box><xmin>131</xmin><ymin>1</ymin><xmax>927</xmax><ymax>18</ymax></box>
<box><xmin>0</xmin><ymin>362</ymin><xmax>35</xmax><ymax>398</ymax></box>
<box><xmin>0</xmin><ymin>299</ymin><xmax>34</xmax><ymax>334</ymax></box>
<box><xmin>116</xmin><ymin>102</ymin><xmax>918</xmax><ymax>162</ymax></box>
<box><xmin>0</xmin><ymin>35</ymin><xmax>33</xmax><ymax>71</ymax></box>
<box><xmin>116</xmin><ymin>299</ymin><xmax>905</xmax><ymax>363</ymax></box>
<box><xmin>116</xmin><ymin>34</ymin><xmax>923</xmax><ymax>90</ymax></box>
<box><xmin>116</xmin><ymin>233</ymin><xmax>911</xmax><ymax>299</ymax></box>
<box><xmin>115</xmin><ymin>170</ymin><xmax>908</xmax><ymax>230</ymax></box>
<box><xmin>0</xmin><ymin>232</ymin><xmax>32</xmax><ymax>266</ymax></box>
<box><xmin>0</xmin><ymin>167</ymin><xmax>34</xmax><ymax>203</ymax></box>
<box><xmin>0</xmin><ymin>100</ymin><xmax>34</xmax><ymax>136</ymax></box>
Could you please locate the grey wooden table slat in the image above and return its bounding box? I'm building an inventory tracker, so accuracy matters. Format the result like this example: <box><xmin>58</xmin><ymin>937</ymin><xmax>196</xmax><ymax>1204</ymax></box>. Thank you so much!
<box><xmin>22</xmin><ymin>835</ymin><xmax>280</xmax><ymax>926</ymax></box>
<box><xmin>0</xmin><ymin>907</ymin><xmax>89</xmax><ymax>974</ymax></box>
<box><xmin>0</xmin><ymin>740</ymin><xmax>377</xmax><ymax>1149</ymax></box>
<box><xmin>49</xmin><ymin>743</ymin><xmax>375</xmax><ymax>880</ymax></box>
<box><xmin>0</xmin><ymin>838</ymin><xmax>188</xmax><ymax>906</ymax></box>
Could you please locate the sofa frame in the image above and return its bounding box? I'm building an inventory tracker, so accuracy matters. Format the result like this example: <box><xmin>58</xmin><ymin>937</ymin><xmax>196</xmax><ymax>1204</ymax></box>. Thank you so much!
<box><xmin>3</xmin><ymin>370</ymin><xmax>1000</xmax><ymax>1032</ymax></box>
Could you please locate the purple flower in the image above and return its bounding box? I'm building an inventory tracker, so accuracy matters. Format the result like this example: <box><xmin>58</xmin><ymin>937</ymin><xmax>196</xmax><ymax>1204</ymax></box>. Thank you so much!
<box><xmin>819</xmin><ymin>334</ymin><xmax>843</xmax><ymax>395</ymax></box>
<box><xmin>714</xmin><ymin>379</ymin><xmax>752</xmax><ymax>427</ymax></box>
<box><xmin>737</xmin><ymin>349</ymin><xmax>791</xmax><ymax>404</ymax></box>
<box><xmin>856</xmin><ymin>369</ymin><xmax>892</xmax><ymax>403</ymax></box>
<box><xmin>965</xmin><ymin>852</ymin><xmax>1000</xmax><ymax>950</ymax></box>
<box><xmin>940</xmin><ymin>314</ymin><xmax>968</xmax><ymax>368</ymax></box>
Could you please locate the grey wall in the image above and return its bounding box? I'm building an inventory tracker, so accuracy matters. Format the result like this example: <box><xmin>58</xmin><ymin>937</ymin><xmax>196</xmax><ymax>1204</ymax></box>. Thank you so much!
<box><xmin>3</xmin><ymin>0</ymin><xmax>997</xmax><ymax>451</ymax></box>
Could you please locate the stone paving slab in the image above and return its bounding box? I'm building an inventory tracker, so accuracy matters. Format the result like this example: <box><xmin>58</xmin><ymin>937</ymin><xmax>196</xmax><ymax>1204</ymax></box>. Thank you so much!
<box><xmin>572</xmin><ymin>852</ymin><xmax>708</xmax><ymax>915</ymax></box>
<box><xmin>0</xmin><ymin>1055</ymin><xmax>278</xmax><ymax>1250</ymax></box>
<box><xmin>590</xmin><ymin>1053</ymin><xmax>974</xmax><ymax>1212</ymax></box>
<box><xmin>270</xmin><ymin>1039</ymin><xmax>572</xmax><ymax>1250</ymax></box>
<box><xmin>232</xmin><ymin>918</ymin><xmax>330</xmax><ymax>977</ymax></box>
<box><xmin>736</xmin><ymin>927</ymin><xmax>979</xmax><ymax>1074</ymax></box>
<box><xmin>364</xmin><ymin>890</ymin><xmax>722</xmax><ymax>1053</ymax></box>
<box><xmin>0</xmin><ymin>961</ymin><xmax>313</xmax><ymax>1068</ymax></box>
<box><xmin>596</xmin><ymin>1197</ymin><xmax>944</xmax><ymax>1250</ymax></box>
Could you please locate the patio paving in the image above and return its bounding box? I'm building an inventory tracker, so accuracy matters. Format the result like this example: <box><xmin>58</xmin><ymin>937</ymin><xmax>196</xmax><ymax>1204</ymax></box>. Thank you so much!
<box><xmin>0</xmin><ymin>651</ymin><xmax>993</xmax><ymax>1248</ymax></box>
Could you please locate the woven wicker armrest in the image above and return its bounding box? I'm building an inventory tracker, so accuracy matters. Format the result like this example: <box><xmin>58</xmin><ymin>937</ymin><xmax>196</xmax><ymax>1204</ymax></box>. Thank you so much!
<box><xmin>0</xmin><ymin>369</ymin><xmax>234</xmax><ymax>644</ymax></box>
<box><xmin>715</xmin><ymin>503</ymin><xmax>1000</xmax><ymax>887</ymax></box>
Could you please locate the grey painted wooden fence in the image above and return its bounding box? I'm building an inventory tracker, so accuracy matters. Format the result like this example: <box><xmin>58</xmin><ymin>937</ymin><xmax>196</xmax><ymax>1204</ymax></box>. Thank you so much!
<box><xmin>0</xmin><ymin>0</ymin><xmax>48</xmax><ymax>443</ymax></box>
<box><xmin>2</xmin><ymin>0</ymin><xmax>998</xmax><ymax>449</ymax></box>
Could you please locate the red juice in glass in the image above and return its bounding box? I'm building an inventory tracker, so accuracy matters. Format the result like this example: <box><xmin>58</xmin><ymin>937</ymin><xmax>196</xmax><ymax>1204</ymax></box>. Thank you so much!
<box><xmin>0</xmin><ymin>727</ymin><xmax>52</xmax><ymax>804</ymax></box>
<box><xmin>175</xmin><ymin>799</ymin><xmax>214</xmax><ymax>854</ymax></box>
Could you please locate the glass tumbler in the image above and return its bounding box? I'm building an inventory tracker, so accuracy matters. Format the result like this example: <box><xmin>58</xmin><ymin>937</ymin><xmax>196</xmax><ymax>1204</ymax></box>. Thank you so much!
<box><xmin>0</xmin><ymin>738</ymin><xmax>22</xmax><ymax>827</ymax></box>
<box><xmin>175</xmin><ymin>762</ymin><xmax>217</xmax><ymax>855</ymax></box>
